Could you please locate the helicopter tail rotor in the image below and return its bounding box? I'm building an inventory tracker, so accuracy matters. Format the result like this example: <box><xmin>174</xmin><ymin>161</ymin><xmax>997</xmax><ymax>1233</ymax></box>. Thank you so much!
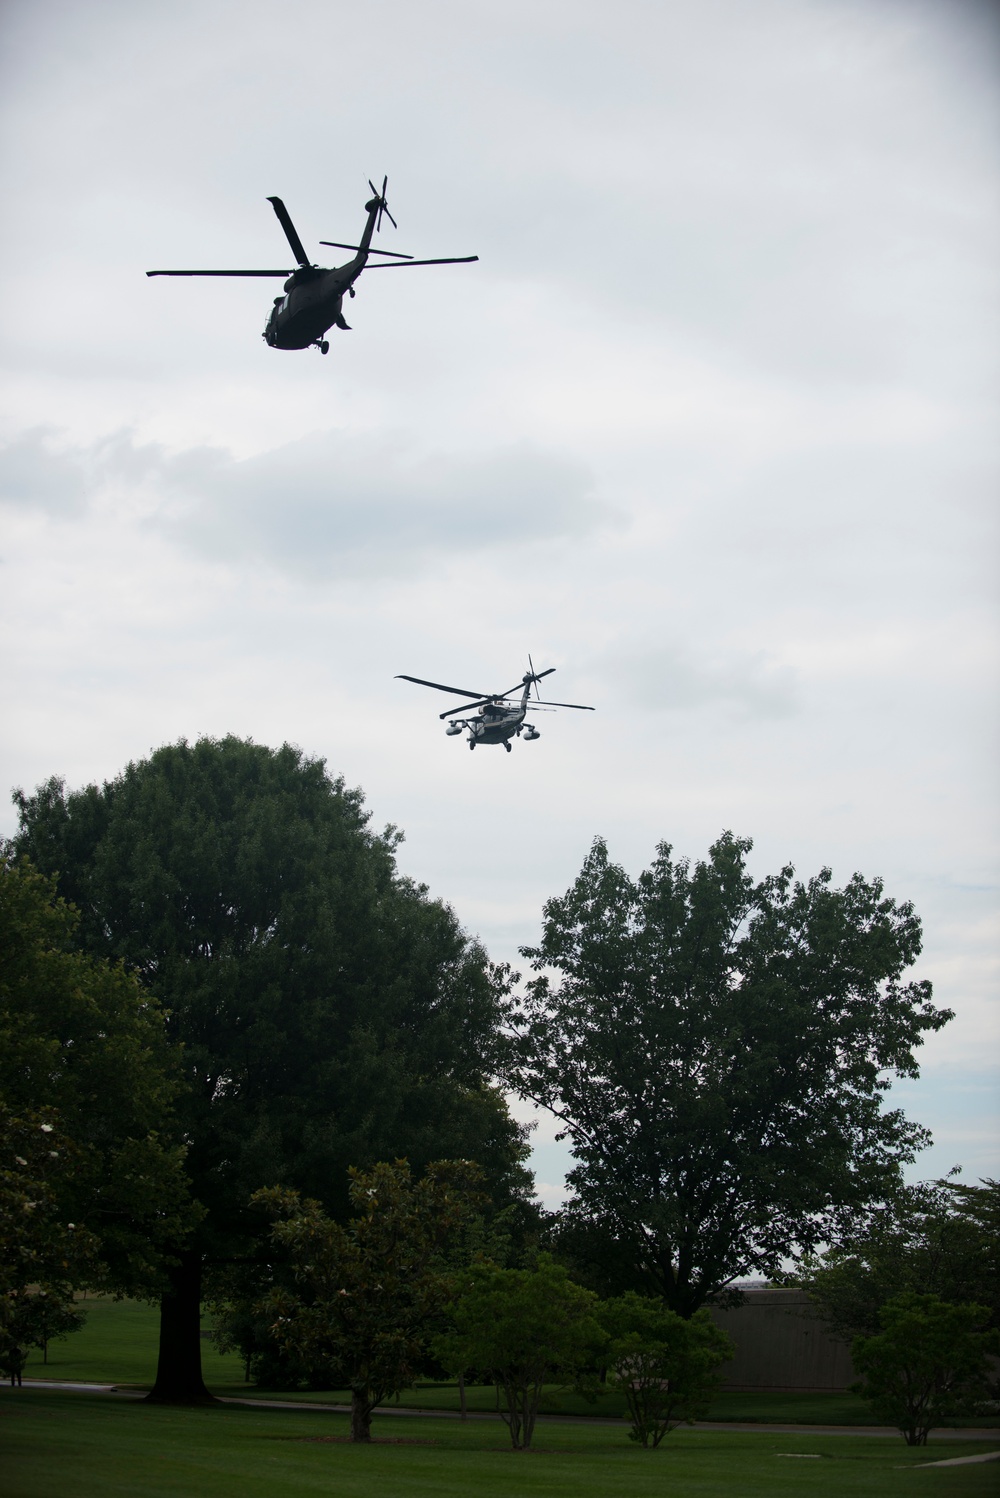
<box><xmin>368</xmin><ymin>175</ymin><xmax>397</xmax><ymax>233</ymax></box>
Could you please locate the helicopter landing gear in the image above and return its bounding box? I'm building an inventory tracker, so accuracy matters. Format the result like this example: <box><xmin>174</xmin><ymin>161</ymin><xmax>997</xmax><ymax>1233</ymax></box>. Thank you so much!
<box><xmin>504</xmin><ymin>741</ymin><xmax>512</xmax><ymax>753</ymax></box>
<box><xmin>319</xmin><ymin>340</ymin><xmax>329</xmax><ymax>355</ymax></box>
<box><xmin>468</xmin><ymin>740</ymin><xmax>475</xmax><ymax>751</ymax></box>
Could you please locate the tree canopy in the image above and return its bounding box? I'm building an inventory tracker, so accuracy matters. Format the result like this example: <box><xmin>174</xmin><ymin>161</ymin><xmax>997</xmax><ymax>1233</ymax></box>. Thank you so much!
<box><xmin>799</xmin><ymin>1176</ymin><xmax>1000</xmax><ymax>1339</ymax></box>
<box><xmin>436</xmin><ymin>1256</ymin><xmax>605</xmax><ymax>1449</ymax></box>
<box><xmin>0</xmin><ymin>857</ymin><xmax>192</xmax><ymax>1293</ymax></box>
<box><xmin>598</xmin><ymin>1293</ymin><xmax>732</xmax><ymax>1446</ymax></box>
<box><xmin>851</xmin><ymin>1293</ymin><xmax>999</xmax><ymax>1445</ymax></box>
<box><xmin>13</xmin><ymin>737</ymin><xmax>530</xmax><ymax>1399</ymax></box>
<box><xmin>504</xmin><ymin>833</ymin><xmax>951</xmax><ymax>1314</ymax></box>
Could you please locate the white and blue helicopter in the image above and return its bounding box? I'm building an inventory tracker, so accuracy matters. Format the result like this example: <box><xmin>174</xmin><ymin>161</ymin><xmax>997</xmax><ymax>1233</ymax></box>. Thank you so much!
<box><xmin>396</xmin><ymin>659</ymin><xmax>595</xmax><ymax>752</ymax></box>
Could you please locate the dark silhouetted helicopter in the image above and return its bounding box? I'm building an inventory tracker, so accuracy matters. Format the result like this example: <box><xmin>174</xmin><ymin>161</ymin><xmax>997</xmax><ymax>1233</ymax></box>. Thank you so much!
<box><xmin>147</xmin><ymin>178</ymin><xmax>477</xmax><ymax>353</ymax></box>
<box><xmin>397</xmin><ymin>659</ymin><xmax>595</xmax><ymax>752</ymax></box>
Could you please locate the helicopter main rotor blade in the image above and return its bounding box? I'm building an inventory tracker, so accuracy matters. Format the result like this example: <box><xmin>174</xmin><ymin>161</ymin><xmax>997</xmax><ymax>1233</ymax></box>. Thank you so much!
<box><xmin>531</xmin><ymin>700</ymin><xmax>596</xmax><ymax>710</ymax></box>
<box><xmin>396</xmin><ymin>673</ymin><xmax>498</xmax><ymax>700</ymax></box>
<box><xmin>319</xmin><ymin>242</ymin><xmax>414</xmax><ymax>259</ymax></box>
<box><xmin>440</xmin><ymin>700</ymin><xmax>494</xmax><ymax>719</ymax></box>
<box><xmin>362</xmin><ymin>256</ymin><xmax>478</xmax><ymax>268</ymax></box>
<box><xmin>267</xmin><ymin>197</ymin><xmax>311</xmax><ymax>267</ymax></box>
<box><xmin>146</xmin><ymin>269</ymin><xmax>292</xmax><ymax>277</ymax></box>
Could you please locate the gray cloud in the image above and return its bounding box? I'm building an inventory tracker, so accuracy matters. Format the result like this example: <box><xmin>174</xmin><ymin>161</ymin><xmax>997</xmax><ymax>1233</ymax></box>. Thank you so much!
<box><xmin>0</xmin><ymin>428</ymin><xmax>91</xmax><ymax>515</ymax></box>
<box><xmin>0</xmin><ymin>428</ymin><xmax>615</xmax><ymax>577</ymax></box>
<box><xmin>595</xmin><ymin>642</ymin><xmax>798</xmax><ymax>720</ymax></box>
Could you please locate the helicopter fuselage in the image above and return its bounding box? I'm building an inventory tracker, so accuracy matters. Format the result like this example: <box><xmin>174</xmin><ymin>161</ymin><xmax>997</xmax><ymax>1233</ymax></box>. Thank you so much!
<box><xmin>463</xmin><ymin>704</ymin><xmax>526</xmax><ymax>746</ymax></box>
<box><xmin>263</xmin><ymin>204</ymin><xmax>378</xmax><ymax>349</ymax></box>
<box><xmin>263</xmin><ymin>265</ymin><xmax>355</xmax><ymax>349</ymax></box>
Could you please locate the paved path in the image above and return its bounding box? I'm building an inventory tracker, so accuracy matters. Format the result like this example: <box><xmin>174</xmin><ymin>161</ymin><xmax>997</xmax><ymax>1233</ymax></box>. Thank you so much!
<box><xmin>12</xmin><ymin>1381</ymin><xmax>1000</xmax><ymax>1442</ymax></box>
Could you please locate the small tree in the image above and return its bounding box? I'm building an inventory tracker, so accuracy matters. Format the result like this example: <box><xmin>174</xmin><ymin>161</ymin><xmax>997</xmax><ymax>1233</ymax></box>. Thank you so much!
<box><xmin>255</xmin><ymin>1159</ymin><xmax>486</xmax><ymax>1442</ymax></box>
<box><xmin>437</xmin><ymin>1256</ymin><xmax>606</xmax><ymax>1449</ymax></box>
<box><xmin>599</xmin><ymin>1292</ymin><xmax>732</xmax><ymax>1446</ymax></box>
<box><xmin>0</xmin><ymin>1290</ymin><xmax>85</xmax><ymax>1382</ymax></box>
<box><xmin>851</xmin><ymin>1292</ymin><xmax>999</xmax><ymax>1445</ymax></box>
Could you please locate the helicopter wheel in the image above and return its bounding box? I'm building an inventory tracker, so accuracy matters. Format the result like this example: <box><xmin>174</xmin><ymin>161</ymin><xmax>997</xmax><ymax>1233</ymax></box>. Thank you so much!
<box><xmin>468</xmin><ymin>740</ymin><xmax>475</xmax><ymax>751</ymax></box>
<box><xmin>319</xmin><ymin>341</ymin><xmax>329</xmax><ymax>355</ymax></box>
<box><xmin>504</xmin><ymin>741</ymin><xmax>512</xmax><ymax>753</ymax></box>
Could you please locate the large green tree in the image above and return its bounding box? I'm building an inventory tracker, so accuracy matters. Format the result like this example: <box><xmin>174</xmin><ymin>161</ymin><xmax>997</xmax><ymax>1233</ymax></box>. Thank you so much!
<box><xmin>13</xmin><ymin>737</ymin><xmax>529</xmax><ymax>1401</ymax></box>
<box><xmin>0</xmin><ymin>859</ymin><xmax>192</xmax><ymax>1295</ymax></box>
<box><xmin>504</xmin><ymin>833</ymin><xmax>950</xmax><ymax>1315</ymax></box>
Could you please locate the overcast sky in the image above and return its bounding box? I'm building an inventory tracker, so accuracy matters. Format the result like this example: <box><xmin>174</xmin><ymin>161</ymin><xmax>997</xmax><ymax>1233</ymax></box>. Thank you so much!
<box><xmin>1</xmin><ymin>0</ymin><xmax>997</xmax><ymax>1206</ymax></box>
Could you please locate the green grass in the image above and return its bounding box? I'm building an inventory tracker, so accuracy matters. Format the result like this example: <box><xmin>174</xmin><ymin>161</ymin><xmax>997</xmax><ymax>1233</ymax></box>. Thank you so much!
<box><xmin>21</xmin><ymin>1295</ymin><xmax>245</xmax><ymax>1388</ymax></box>
<box><xmin>2</xmin><ymin>1392</ymin><xmax>996</xmax><ymax>1498</ymax></box>
<box><xmin>30</xmin><ymin>1298</ymin><xmax>994</xmax><ymax>1429</ymax></box>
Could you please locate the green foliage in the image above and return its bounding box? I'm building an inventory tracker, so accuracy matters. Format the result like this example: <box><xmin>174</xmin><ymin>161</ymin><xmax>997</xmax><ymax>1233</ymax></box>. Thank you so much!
<box><xmin>0</xmin><ymin>1102</ymin><xmax>98</xmax><ymax>1377</ymax></box>
<box><xmin>505</xmin><ymin>833</ymin><xmax>950</xmax><ymax>1313</ymax></box>
<box><xmin>799</xmin><ymin>1176</ymin><xmax>1000</xmax><ymax>1340</ymax></box>
<box><xmin>0</xmin><ymin>857</ymin><xmax>193</xmax><ymax>1292</ymax></box>
<box><xmin>13</xmin><ymin>741</ymin><xmax>530</xmax><ymax>1242</ymax></box>
<box><xmin>851</xmin><ymin>1292</ymin><xmax>999</xmax><ymax>1444</ymax></box>
<box><xmin>14</xmin><ymin>738</ymin><xmax>530</xmax><ymax>1398</ymax></box>
<box><xmin>0</xmin><ymin>1104</ymin><xmax>99</xmax><ymax>1295</ymax></box>
<box><xmin>598</xmin><ymin>1292</ymin><xmax>733</xmax><ymax>1446</ymax></box>
<box><xmin>255</xmin><ymin>1159</ymin><xmax>487</xmax><ymax>1440</ymax></box>
<box><xmin>0</xmin><ymin>1288</ymin><xmax>85</xmax><ymax>1382</ymax></box>
<box><xmin>436</xmin><ymin>1255</ymin><xmax>607</xmax><ymax>1448</ymax></box>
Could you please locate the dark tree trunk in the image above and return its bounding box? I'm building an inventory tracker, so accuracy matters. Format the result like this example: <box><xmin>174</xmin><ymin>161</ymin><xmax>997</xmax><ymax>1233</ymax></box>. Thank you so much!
<box><xmin>350</xmin><ymin>1389</ymin><xmax>373</xmax><ymax>1442</ymax></box>
<box><xmin>146</xmin><ymin>1248</ymin><xmax>216</xmax><ymax>1403</ymax></box>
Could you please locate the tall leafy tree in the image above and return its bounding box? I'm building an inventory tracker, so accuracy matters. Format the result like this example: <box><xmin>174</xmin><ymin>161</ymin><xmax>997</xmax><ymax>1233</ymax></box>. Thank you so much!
<box><xmin>13</xmin><ymin>737</ymin><xmax>529</xmax><ymax>1401</ymax></box>
<box><xmin>504</xmin><ymin>833</ymin><xmax>950</xmax><ymax>1315</ymax></box>
<box><xmin>0</xmin><ymin>859</ymin><xmax>192</xmax><ymax>1295</ymax></box>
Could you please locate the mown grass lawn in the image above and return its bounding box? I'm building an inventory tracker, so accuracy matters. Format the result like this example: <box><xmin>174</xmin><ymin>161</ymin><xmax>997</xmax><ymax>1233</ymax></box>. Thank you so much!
<box><xmin>2</xmin><ymin>1392</ymin><xmax>996</xmax><ymax>1498</ymax></box>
